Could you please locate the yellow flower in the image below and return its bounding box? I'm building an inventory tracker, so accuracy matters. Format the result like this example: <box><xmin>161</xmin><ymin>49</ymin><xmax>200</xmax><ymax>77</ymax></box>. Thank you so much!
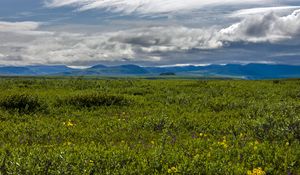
<box><xmin>220</xmin><ymin>142</ymin><xmax>228</xmax><ymax>149</ymax></box>
<box><xmin>168</xmin><ymin>167</ymin><xmax>178</xmax><ymax>174</ymax></box>
<box><xmin>199</xmin><ymin>133</ymin><xmax>208</xmax><ymax>138</ymax></box>
<box><xmin>151</xmin><ymin>141</ymin><xmax>155</xmax><ymax>145</ymax></box>
<box><xmin>218</xmin><ymin>139</ymin><xmax>228</xmax><ymax>149</ymax></box>
<box><xmin>286</xmin><ymin>142</ymin><xmax>289</xmax><ymax>146</ymax></box>
<box><xmin>247</xmin><ymin>167</ymin><xmax>266</xmax><ymax>175</ymax></box>
<box><xmin>64</xmin><ymin>141</ymin><xmax>72</xmax><ymax>146</ymax></box>
<box><xmin>64</xmin><ymin>119</ymin><xmax>75</xmax><ymax>127</ymax></box>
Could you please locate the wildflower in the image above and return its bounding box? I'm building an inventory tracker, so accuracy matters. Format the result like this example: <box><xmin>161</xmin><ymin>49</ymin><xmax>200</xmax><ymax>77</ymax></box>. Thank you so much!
<box><xmin>218</xmin><ymin>137</ymin><xmax>228</xmax><ymax>149</ymax></box>
<box><xmin>199</xmin><ymin>133</ymin><xmax>208</xmax><ymax>138</ymax></box>
<box><xmin>63</xmin><ymin>119</ymin><xmax>75</xmax><ymax>127</ymax></box>
<box><xmin>219</xmin><ymin>141</ymin><xmax>228</xmax><ymax>149</ymax></box>
<box><xmin>64</xmin><ymin>141</ymin><xmax>72</xmax><ymax>146</ymax></box>
<box><xmin>247</xmin><ymin>167</ymin><xmax>266</xmax><ymax>175</ymax></box>
<box><xmin>286</xmin><ymin>142</ymin><xmax>289</xmax><ymax>146</ymax></box>
<box><xmin>151</xmin><ymin>141</ymin><xmax>155</xmax><ymax>145</ymax></box>
<box><xmin>168</xmin><ymin>167</ymin><xmax>178</xmax><ymax>174</ymax></box>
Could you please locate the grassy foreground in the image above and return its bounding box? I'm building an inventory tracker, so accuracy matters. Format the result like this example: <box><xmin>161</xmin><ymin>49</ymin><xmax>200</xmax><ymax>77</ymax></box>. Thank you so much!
<box><xmin>0</xmin><ymin>78</ymin><xmax>299</xmax><ymax>174</ymax></box>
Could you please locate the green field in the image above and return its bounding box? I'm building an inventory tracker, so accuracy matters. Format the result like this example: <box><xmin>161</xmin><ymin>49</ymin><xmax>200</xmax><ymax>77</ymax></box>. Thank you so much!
<box><xmin>0</xmin><ymin>78</ymin><xmax>299</xmax><ymax>174</ymax></box>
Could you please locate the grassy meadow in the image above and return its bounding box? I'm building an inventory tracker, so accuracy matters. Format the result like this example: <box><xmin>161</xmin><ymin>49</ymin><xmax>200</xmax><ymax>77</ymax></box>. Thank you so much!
<box><xmin>0</xmin><ymin>77</ymin><xmax>299</xmax><ymax>174</ymax></box>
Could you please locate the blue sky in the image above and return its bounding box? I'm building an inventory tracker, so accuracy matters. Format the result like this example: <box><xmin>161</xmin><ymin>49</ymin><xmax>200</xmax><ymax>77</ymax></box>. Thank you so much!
<box><xmin>0</xmin><ymin>0</ymin><xmax>300</xmax><ymax>66</ymax></box>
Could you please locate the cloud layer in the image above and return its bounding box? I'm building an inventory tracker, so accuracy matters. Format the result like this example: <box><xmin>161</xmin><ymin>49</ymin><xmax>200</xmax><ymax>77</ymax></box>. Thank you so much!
<box><xmin>45</xmin><ymin>0</ymin><xmax>269</xmax><ymax>14</ymax></box>
<box><xmin>0</xmin><ymin>21</ymin><xmax>40</xmax><ymax>32</ymax></box>
<box><xmin>1</xmin><ymin>9</ymin><xmax>300</xmax><ymax>66</ymax></box>
<box><xmin>230</xmin><ymin>6</ymin><xmax>300</xmax><ymax>17</ymax></box>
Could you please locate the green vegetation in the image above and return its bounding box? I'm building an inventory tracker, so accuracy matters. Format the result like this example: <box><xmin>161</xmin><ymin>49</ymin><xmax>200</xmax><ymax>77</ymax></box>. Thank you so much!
<box><xmin>56</xmin><ymin>92</ymin><xmax>131</xmax><ymax>108</ymax></box>
<box><xmin>0</xmin><ymin>93</ymin><xmax>47</xmax><ymax>114</ymax></box>
<box><xmin>0</xmin><ymin>77</ymin><xmax>299</xmax><ymax>174</ymax></box>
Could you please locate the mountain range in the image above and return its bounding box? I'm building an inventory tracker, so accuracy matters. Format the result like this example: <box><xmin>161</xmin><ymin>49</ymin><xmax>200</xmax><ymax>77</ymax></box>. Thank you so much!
<box><xmin>0</xmin><ymin>64</ymin><xmax>299</xmax><ymax>80</ymax></box>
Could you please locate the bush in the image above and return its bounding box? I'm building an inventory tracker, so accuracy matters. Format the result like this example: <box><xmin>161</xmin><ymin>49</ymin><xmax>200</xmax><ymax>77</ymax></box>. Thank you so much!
<box><xmin>0</xmin><ymin>93</ymin><xmax>47</xmax><ymax>113</ymax></box>
<box><xmin>57</xmin><ymin>93</ymin><xmax>131</xmax><ymax>108</ymax></box>
<box><xmin>160</xmin><ymin>72</ymin><xmax>176</xmax><ymax>76</ymax></box>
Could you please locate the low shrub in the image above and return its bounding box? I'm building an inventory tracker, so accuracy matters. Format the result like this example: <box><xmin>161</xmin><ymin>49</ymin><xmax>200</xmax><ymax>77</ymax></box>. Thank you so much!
<box><xmin>0</xmin><ymin>93</ymin><xmax>47</xmax><ymax>113</ymax></box>
<box><xmin>57</xmin><ymin>93</ymin><xmax>131</xmax><ymax>108</ymax></box>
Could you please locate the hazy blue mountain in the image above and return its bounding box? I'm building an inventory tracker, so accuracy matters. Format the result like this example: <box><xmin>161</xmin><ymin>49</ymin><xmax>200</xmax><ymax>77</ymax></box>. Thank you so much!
<box><xmin>28</xmin><ymin>65</ymin><xmax>74</xmax><ymax>75</ymax></box>
<box><xmin>107</xmin><ymin>64</ymin><xmax>149</xmax><ymax>74</ymax></box>
<box><xmin>90</xmin><ymin>64</ymin><xmax>107</xmax><ymax>69</ymax></box>
<box><xmin>85</xmin><ymin>64</ymin><xmax>300</xmax><ymax>79</ymax></box>
<box><xmin>196</xmin><ymin>64</ymin><xmax>300</xmax><ymax>79</ymax></box>
<box><xmin>0</xmin><ymin>66</ymin><xmax>34</xmax><ymax>75</ymax></box>
<box><xmin>145</xmin><ymin>65</ymin><xmax>200</xmax><ymax>74</ymax></box>
<box><xmin>0</xmin><ymin>63</ymin><xmax>299</xmax><ymax>79</ymax></box>
<box><xmin>0</xmin><ymin>65</ymin><xmax>74</xmax><ymax>76</ymax></box>
<box><xmin>78</xmin><ymin>64</ymin><xmax>149</xmax><ymax>75</ymax></box>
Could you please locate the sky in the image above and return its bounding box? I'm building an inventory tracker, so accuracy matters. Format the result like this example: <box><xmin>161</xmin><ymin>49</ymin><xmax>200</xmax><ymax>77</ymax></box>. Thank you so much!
<box><xmin>0</xmin><ymin>0</ymin><xmax>300</xmax><ymax>66</ymax></box>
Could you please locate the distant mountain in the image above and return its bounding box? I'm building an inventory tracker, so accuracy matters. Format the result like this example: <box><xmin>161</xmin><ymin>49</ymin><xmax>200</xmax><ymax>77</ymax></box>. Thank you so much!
<box><xmin>0</xmin><ymin>65</ymin><xmax>74</xmax><ymax>76</ymax></box>
<box><xmin>194</xmin><ymin>64</ymin><xmax>300</xmax><ymax>79</ymax></box>
<box><xmin>90</xmin><ymin>64</ymin><xmax>107</xmax><ymax>69</ymax></box>
<box><xmin>0</xmin><ymin>66</ymin><xmax>34</xmax><ymax>75</ymax></box>
<box><xmin>28</xmin><ymin>65</ymin><xmax>74</xmax><ymax>75</ymax></box>
<box><xmin>145</xmin><ymin>65</ymin><xmax>200</xmax><ymax>74</ymax></box>
<box><xmin>0</xmin><ymin>63</ymin><xmax>299</xmax><ymax>79</ymax></box>
<box><xmin>71</xmin><ymin>64</ymin><xmax>149</xmax><ymax>75</ymax></box>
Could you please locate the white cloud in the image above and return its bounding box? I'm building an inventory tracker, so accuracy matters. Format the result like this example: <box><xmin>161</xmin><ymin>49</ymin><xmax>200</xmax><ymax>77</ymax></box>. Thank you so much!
<box><xmin>221</xmin><ymin>9</ymin><xmax>300</xmax><ymax>43</ymax></box>
<box><xmin>0</xmin><ymin>21</ymin><xmax>40</xmax><ymax>32</ymax></box>
<box><xmin>1</xmin><ymin>9</ymin><xmax>300</xmax><ymax>65</ymax></box>
<box><xmin>230</xmin><ymin>6</ymin><xmax>300</xmax><ymax>17</ymax></box>
<box><xmin>45</xmin><ymin>0</ymin><xmax>270</xmax><ymax>14</ymax></box>
<box><xmin>0</xmin><ymin>53</ymin><xmax>6</xmax><ymax>58</ymax></box>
